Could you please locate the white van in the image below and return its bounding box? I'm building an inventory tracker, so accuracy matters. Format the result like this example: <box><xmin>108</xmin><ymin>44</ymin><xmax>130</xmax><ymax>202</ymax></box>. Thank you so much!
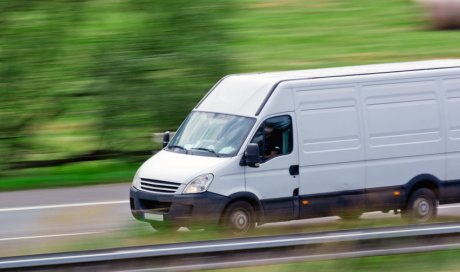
<box><xmin>130</xmin><ymin>60</ymin><xmax>460</xmax><ymax>233</ymax></box>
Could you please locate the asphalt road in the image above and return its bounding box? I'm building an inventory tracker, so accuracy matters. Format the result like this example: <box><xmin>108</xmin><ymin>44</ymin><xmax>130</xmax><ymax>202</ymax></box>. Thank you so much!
<box><xmin>0</xmin><ymin>184</ymin><xmax>133</xmax><ymax>257</ymax></box>
<box><xmin>1</xmin><ymin>183</ymin><xmax>460</xmax><ymax>257</ymax></box>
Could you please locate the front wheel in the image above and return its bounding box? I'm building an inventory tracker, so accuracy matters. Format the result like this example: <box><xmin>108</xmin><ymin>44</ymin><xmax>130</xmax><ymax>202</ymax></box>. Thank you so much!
<box><xmin>223</xmin><ymin>201</ymin><xmax>256</xmax><ymax>235</ymax></box>
<box><xmin>402</xmin><ymin>188</ymin><xmax>437</xmax><ymax>223</ymax></box>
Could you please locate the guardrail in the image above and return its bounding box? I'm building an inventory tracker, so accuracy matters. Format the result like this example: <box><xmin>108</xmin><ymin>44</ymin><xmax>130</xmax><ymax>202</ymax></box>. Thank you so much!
<box><xmin>2</xmin><ymin>222</ymin><xmax>460</xmax><ymax>271</ymax></box>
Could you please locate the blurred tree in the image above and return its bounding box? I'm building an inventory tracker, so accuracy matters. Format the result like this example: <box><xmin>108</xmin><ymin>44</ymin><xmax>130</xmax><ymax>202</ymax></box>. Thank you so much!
<box><xmin>90</xmin><ymin>0</ymin><xmax>233</xmax><ymax>151</ymax></box>
<box><xmin>0</xmin><ymin>1</ymin><xmax>85</xmax><ymax>170</ymax></box>
<box><xmin>0</xmin><ymin>0</ymin><xmax>233</xmax><ymax>171</ymax></box>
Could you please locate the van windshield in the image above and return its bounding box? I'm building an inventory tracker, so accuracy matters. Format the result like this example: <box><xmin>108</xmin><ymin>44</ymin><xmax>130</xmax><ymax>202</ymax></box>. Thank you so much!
<box><xmin>167</xmin><ymin>111</ymin><xmax>255</xmax><ymax>157</ymax></box>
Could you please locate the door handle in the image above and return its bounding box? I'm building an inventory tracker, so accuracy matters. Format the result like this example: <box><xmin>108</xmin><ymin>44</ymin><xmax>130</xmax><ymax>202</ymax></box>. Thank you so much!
<box><xmin>289</xmin><ymin>165</ymin><xmax>299</xmax><ymax>176</ymax></box>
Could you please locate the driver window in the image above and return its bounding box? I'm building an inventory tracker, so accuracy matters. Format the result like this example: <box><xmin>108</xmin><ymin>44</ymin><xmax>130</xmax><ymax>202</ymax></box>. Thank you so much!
<box><xmin>250</xmin><ymin>115</ymin><xmax>293</xmax><ymax>162</ymax></box>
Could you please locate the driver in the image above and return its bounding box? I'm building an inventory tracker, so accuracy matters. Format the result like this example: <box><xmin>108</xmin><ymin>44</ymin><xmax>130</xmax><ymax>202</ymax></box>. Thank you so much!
<box><xmin>263</xmin><ymin>123</ymin><xmax>281</xmax><ymax>159</ymax></box>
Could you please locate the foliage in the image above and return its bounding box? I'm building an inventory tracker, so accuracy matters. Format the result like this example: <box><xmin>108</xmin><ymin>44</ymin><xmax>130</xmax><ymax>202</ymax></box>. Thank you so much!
<box><xmin>0</xmin><ymin>0</ymin><xmax>233</xmax><ymax>170</ymax></box>
<box><xmin>0</xmin><ymin>1</ymin><xmax>81</xmax><ymax>167</ymax></box>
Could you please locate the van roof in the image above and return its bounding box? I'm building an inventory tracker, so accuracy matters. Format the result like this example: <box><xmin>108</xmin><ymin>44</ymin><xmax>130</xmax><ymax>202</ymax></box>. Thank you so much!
<box><xmin>196</xmin><ymin>59</ymin><xmax>460</xmax><ymax>117</ymax></box>
<box><xmin>245</xmin><ymin>59</ymin><xmax>460</xmax><ymax>81</ymax></box>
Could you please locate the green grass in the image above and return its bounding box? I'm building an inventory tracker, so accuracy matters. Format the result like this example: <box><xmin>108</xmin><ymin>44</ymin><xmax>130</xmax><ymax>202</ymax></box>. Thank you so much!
<box><xmin>0</xmin><ymin>160</ymin><xmax>140</xmax><ymax>191</ymax></box>
<box><xmin>211</xmin><ymin>247</ymin><xmax>460</xmax><ymax>272</ymax></box>
<box><xmin>230</xmin><ymin>0</ymin><xmax>460</xmax><ymax>72</ymax></box>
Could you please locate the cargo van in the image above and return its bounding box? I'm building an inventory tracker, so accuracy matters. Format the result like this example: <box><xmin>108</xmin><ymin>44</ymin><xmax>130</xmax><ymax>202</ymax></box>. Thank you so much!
<box><xmin>130</xmin><ymin>60</ymin><xmax>460</xmax><ymax>233</ymax></box>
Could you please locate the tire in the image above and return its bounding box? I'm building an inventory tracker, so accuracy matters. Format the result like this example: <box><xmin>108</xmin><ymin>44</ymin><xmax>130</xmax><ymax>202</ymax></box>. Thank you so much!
<box><xmin>402</xmin><ymin>188</ymin><xmax>437</xmax><ymax>223</ymax></box>
<box><xmin>223</xmin><ymin>201</ymin><xmax>256</xmax><ymax>235</ymax></box>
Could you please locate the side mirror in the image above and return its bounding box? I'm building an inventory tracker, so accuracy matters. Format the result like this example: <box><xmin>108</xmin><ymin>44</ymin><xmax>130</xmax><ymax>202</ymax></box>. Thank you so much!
<box><xmin>245</xmin><ymin>143</ymin><xmax>260</xmax><ymax>168</ymax></box>
<box><xmin>162</xmin><ymin>131</ymin><xmax>170</xmax><ymax>148</ymax></box>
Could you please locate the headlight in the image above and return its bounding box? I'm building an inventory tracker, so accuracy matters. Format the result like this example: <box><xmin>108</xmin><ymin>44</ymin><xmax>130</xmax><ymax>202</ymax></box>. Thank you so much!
<box><xmin>183</xmin><ymin>174</ymin><xmax>214</xmax><ymax>194</ymax></box>
<box><xmin>132</xmin><ymin>171</ymin><xmax>141</xmax><ymax>189</ymax></box>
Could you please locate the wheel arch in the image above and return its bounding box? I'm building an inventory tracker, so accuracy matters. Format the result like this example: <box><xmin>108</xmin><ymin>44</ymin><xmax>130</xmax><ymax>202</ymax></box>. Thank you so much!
<box><xmin>404</xmin><ymin>174</ymin><xmax>442</xmax><ymax>202</ymax></box>
<box><xmin>221</xmin><ymin>192</ymin><xmax>264</xmax><ymax>224</ymax></box>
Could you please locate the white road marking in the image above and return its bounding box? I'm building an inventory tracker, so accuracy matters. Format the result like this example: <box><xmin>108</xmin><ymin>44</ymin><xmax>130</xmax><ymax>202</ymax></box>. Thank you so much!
<box><xmin>2</xmin><ymin>224</ymin><xmax>460</xmax><ymax>266</ymax></box>
<box><xmin>0</xmin><ymin>232</ymin><xmax>103</xmax><ymax>242</ymax></box>
<box><xmin>0</xmin><ymin>200</ymin><xmax>129</xmax><ymax>213</ymax></box>
<box><xmin>439</xmin><ymin>204</ymin><xmax>460</xmax><ymax>209</ymax></box>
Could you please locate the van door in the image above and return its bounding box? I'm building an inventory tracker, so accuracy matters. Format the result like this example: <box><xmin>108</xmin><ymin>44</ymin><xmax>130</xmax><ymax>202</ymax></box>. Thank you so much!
<box><xmin>244</xmin><ymin>114</ymin><xmax>300</xmax><ymax>222</ymax></box>
<box><xmin>295</xmin><ymin>85</ymin><xmax>366</xmax><ymax>219</ymax></box>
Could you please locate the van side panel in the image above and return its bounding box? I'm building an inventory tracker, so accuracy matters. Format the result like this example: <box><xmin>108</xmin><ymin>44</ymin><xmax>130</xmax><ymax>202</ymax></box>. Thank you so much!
<box><xmin>295</xmin><ymin>86</ymin><xmax>365</xmax><ymax>218</ymax></box>
<box><xmin>293</xmin><ymin>77</ymin><xmax>450</xmax><ymax>215</ymax></box>
<box><xmin>362</xmin><ymin>80</ymin><xmax>445</xmax><ymax>192</ymax></box>
<box><xmin>272</xmin><ymin>69</ymin><xmax>459</xmax><ymax>219</ymax></box>
<box><xmin>443</xmin><ymin>77</ymin><xmax>460</xmax><ymax>203</ymax></box>
<box><xmin>363</xmin><ymin>80</ymin><xmax>444</xmax><ymax>160</ymax></box>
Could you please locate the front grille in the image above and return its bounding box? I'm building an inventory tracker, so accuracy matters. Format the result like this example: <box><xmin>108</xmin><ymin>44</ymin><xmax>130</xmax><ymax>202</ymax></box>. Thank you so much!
<box><xmin>140</xmin><ymin>178</ymin><xmax>181</xmax><ymax>194</ymax></box>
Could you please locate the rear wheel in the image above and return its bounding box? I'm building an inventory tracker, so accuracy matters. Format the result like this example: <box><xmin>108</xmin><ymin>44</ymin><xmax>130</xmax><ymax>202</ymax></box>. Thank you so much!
<box><xmin>402</xmin><ymin>188</ymin><xmax>437</xmax><ymax>223</ymax></box>
<box><xmin>223</xmin><ymin>201</ymin><xmax>256</xmax><ymax>235</ymax></box>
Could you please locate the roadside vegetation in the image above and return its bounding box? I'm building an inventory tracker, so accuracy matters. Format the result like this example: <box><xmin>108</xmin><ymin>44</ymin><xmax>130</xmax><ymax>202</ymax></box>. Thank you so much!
<box><xmin>1</xmin><ymin>0</ymin><xmax>460</xmax><ymax>191</ymax></box>
<box><xmin>213</xmin><ymin>248</ymin><xmax>460</xmax><ymax>272</ymax></box>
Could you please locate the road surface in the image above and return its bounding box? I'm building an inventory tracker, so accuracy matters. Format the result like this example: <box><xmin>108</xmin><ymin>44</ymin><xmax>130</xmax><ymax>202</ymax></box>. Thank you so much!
<box><xmin>1</xmin><ymin>183</ymin><xmax>460</xmax><ymax>257</ymax></box>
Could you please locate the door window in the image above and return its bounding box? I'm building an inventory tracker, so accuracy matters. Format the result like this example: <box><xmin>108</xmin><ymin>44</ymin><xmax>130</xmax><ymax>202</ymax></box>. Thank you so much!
<box><xmin>251</xmin><ymin>115</ymin><xmax>293</xmax><ymax>162</ymax></box>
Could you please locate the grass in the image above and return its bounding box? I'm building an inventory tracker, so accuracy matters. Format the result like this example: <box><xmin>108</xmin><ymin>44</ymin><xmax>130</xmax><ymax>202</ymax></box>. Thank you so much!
<box><xmin>211</xmin><ymin>248</ymin><xmax>460</xmax><ymax>272</ymax></box>
<box><xmin>0</xmin><ymin>160</ymin><xmax>141</xmax><ymax>191</ymax></box>
<box><xmin>230</xmin><ymin>0</ymin><xmax>460</xmax><ymax>72</ymax></box>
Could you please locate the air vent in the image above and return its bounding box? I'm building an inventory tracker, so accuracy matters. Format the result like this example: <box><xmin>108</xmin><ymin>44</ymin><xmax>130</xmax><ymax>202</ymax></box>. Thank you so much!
<box><xmin>140</xmin><ymin>178</ymin><xmax>181</xmax><ymax>194</ymax></box>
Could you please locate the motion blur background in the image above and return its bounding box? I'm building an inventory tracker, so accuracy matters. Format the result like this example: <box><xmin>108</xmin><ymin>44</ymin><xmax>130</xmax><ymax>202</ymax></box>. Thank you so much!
<box><xmin>1</xmin><ymin>0</ymin><xmax>460</xmax><ymax>190</ymax></box>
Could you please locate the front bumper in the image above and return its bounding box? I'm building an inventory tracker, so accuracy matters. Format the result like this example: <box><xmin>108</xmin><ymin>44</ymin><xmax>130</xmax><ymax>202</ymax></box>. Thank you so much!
<box><xmin>129</xmin><ymin>186</ymin><xmax>231</xmax><ymax>227</ymax></box>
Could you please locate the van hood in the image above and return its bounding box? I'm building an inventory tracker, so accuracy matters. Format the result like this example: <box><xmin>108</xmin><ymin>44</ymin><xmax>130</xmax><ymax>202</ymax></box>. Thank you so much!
<box><xmin>138</xmin><ymin>150</ymin><xmax>230</xmax><ymax>184</ymax></box>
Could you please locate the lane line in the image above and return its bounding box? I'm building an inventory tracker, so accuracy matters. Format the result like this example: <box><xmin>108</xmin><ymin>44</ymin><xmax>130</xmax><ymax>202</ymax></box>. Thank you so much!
<box><xmin>0</xmin><ymin>232</ymin><xmax>103</xmax><ymax>242</ymax></box>
<box><xmin>0</xmin><ymin>200</ymin><xmax>129</xmax><ymax>213</ymax></box>
<box><xmin>439</xmin><ymin>204</ymin><xmax>460</xmax><ymax>209</ymax></box>
<box><xmin>2</xmin><ymin>224</ymin><xmax>460</xmax><ymax>266</ymax></box>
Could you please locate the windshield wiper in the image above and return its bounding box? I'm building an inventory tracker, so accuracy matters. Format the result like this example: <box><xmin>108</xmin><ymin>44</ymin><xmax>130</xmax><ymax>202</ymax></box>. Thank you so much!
<box><xmin>168</xmin><ymin>145</ymin><xmax>188</xmax><ymax>153</ymax></box>
<box><xmin>191</xmin><ymin>147</ymin><xmax>219</xmax><ymax>157</ymax></box>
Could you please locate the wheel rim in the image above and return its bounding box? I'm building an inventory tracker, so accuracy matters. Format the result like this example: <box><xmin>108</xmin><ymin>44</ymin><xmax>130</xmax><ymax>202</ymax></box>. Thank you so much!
<box><xmin>413</xmin><ymin>196</ymin><xmax>432</xmax><ymax>221</ymax></box>
<box><xmin>231</xmin><ymin>209</ymin><xmax>250</xmax><ymax>233</ymax></box>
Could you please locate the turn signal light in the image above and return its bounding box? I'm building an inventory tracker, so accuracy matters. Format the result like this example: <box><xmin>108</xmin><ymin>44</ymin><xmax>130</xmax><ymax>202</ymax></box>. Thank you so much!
<box><xmin>393</xmin><ymin>191</ymin><xmax>401</xmax><ymax>197</ymax></box>
<box><xmin>302</xmin><ymin>200</ymin><xmax>310</xmax><ymax>205</ymax></box>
